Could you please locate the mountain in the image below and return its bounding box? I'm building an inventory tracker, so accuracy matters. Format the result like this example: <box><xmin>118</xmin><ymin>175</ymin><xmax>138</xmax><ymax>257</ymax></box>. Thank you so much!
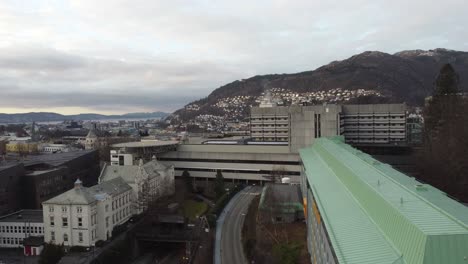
<box><xmin>171</xmin><ymin>48</ymin><xmax>468</xmax><ymax>122</ymax></box>
<box><xmin>0</xmin><ymin>111</ymin><xmax>169</xmax><ymax>123</ymax></box>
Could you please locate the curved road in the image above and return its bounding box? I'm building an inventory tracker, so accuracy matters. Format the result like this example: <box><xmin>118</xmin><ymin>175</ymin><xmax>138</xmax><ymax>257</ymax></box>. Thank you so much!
<box><xmin>215</xmin><ymin>186</ymin><xmax>262</xmax><ymax>264</ymax></box>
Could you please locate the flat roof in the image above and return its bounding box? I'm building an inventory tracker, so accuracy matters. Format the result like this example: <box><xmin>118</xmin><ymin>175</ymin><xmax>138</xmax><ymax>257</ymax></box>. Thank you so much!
<box><xmin>23</xmin><ymin>149</ymin><xmax>96</xmax><ymax>167</ymax></box>
<box><xmin>300</xmin><ymin>137</ymin><xmax>468</xmax><ymax>264</ymax></box>
<box><xmin>0</xmin><ymin>210</ymin><xmax>43</xmax><ymax>223</ymax></box>
<box><xmin>112</xmin><ymin>140</ymin><xmax>179</xmax><ymax>148</ymax></box>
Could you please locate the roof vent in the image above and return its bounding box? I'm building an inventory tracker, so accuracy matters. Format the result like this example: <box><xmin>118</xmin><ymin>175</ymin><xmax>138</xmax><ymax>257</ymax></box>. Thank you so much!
<box><xmin>17</xmin><ymin>214</ymin><xmax>22</xmax><ymax>219</ymax></box>
<box><xmin>415</xmin><ymin>184</ymin><xmax>428</xmax><ymax>191</ymax></box>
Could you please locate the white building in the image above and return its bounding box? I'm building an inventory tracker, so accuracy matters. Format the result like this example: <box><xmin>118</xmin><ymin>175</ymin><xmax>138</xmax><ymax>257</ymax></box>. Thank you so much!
<box><xmin>42</xmin><ymin>178</ymin><xmax>133</xmax><ymax>247</ymax></box>
<box><xmin>110</xmin><ymin>150</ymin><xmax>134</xmax><ymax>166</ymax></box>
<box><xmin>0</xmin><ymin>210</ymin><xmax>44</xmax><ymax>249</ymax></box>
<box><xmin>39</xmin><ymin>143</ymin><xmax>71</xmax><ymax>153</ymax></box>
<box><xmin>99</xmin><ymin>156</ymin><xmax>175</xmax><ymax>214</ymax></box>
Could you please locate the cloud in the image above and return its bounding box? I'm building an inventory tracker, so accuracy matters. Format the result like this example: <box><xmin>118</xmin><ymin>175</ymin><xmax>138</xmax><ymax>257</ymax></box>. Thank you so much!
<box><xmin>0</xmin><ymin>0</ymin><xmax>467</xmax><ymax>114</ymax></box>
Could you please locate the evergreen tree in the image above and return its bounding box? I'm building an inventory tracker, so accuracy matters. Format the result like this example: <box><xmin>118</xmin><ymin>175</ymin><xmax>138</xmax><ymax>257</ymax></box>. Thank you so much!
<box><xmin>182</xmin><ymin>170</ymin><xmax>193</xmax><ymax>193</ymax></box>
<box><xmin>214</xmin><ymin>169</ymin><xmax>225</xmax><ymax>199</ymax></box>
<box><xmin>434</xmin><ymin>63</ymin><xmax>459</xmax><ymax>96</ymax></box>
<box><xmin>420</xmin><ymin>64</ymin><xmax>468</xmax><ymax>202</ymax></box>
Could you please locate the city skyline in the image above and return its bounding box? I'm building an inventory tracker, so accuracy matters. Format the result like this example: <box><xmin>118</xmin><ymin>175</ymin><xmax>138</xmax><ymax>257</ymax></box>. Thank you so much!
<box><xmin>1</xmin><ymin>0</ymin><xmax>468</xmax><ymax>115</ymax></box>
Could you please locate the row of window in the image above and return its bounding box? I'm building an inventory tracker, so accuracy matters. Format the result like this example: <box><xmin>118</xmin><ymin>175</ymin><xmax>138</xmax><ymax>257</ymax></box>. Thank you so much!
<box><xmin>112</xmin><ymin>206</ymin><xmax>131</xmax><ymax>225</ymax></box>
<box><xmin>1</xmin><ymin>237</ymin><xmax>23</xmax><ymax>245</ymax></box>
<box><xmin>251</xmin><ymin>124</ymin><xmax>288</xmax><ymax>127</ymax></box>
<box><xmin>342</xmin><ymin>115</ymin><xmax>405</xmax><ymax>119</ymax></box>
<box><xmin>49</xmin><ymin>214</ymin><xmax>96</xmax><ymax>228</ymax></box>
<box><xmin>50</xmin><ymin>231</ymin><xmax>85</xmax><ymax>243</ymax></box>
<box><xmin>344</xmin><ymin>131</ymin><xmax>405</xmax><ymax>134</ymax></box>
<box><xmin>342</xmin><ymin>123</ymin><xmax>405</xmax><ymax>126</ymax></box>
<box><xmin>1</xmin><ymin>225</ymin><xmax>43</xmax><ymax>234</ymax></box>
<box><xmin>48</xmin><ymin>205</ymin><xmax>83</xmax><ymax>213</ymax></box>
<box><xmin>112</xmin><ymin>193</ymin><xmax>130</xmax><ymax>210</ymax></box>
<box><xmin>174</xmin><ymin>167</ymin><xmax>301</xmax><ymax>176</ymax></box>
<box><xmin>158</xmin><ymin>157</ymin><xmax>300</xmax><ymax>166</ymax></box>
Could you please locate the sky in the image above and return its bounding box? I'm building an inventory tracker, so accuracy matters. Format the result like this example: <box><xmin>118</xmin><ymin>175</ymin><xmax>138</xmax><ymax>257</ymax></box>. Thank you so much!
<box><xmin>1</xmin><ymin>0</ymin><xmax>467</xmax><ymax>115</ymax></box>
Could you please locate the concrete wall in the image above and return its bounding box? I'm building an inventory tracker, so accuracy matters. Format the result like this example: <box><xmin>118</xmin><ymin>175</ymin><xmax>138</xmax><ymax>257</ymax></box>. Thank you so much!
<box><xmin>159</xmin><ymin>147</ymin><xmax>301</xmax><ymax>183</ymax></box>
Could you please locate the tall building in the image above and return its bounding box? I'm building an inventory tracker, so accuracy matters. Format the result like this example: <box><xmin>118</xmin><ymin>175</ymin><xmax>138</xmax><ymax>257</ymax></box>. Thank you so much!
<box><xmin>250</xmin><ymin>103</ymin><xmax>407</xmax><ymax>152</ymax></box>
<box><xmin>340</xmin><ymin>104</ymin><xmax>407</xmax><ymax>146</ymax></box>
<box><xmin>299</xmin><ymin>137</ymin><xmax>468</xmax><ymax>264</ymax></box>
<box><xmin>42</xmin><ymin>178</ymin><xmax>133</xmax><ymax>247</ymax></box>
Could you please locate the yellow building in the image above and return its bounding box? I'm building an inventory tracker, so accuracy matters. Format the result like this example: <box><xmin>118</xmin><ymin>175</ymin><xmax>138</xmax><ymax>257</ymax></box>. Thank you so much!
<box><xmin>6</xmin><ymin>142</ymin><xmax>39</xmax><ymax>154</ymax></box>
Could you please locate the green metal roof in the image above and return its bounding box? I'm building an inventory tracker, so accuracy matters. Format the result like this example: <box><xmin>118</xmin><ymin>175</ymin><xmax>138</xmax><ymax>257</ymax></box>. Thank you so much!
<box><xmin>300</xmin><ymin>137</ymin><xmax>468</xmax><ymax>264</ymax></box>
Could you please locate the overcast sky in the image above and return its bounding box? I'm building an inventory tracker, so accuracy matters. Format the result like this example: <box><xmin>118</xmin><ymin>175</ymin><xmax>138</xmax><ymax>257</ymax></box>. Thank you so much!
<box><xmin>1</xmin><ymin>0</ymin><xmax>467</xmax><ymax>115</ymax></box>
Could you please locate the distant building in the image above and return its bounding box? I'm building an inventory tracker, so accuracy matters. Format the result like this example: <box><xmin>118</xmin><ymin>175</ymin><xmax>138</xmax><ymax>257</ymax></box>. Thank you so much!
<box><xmin>42</xmin><ymin>178</ymin><xmax>133</xmax><ymax>247</ymax></box>
<box><xmin>300</xmin><ymin>137</ymin><xmax>468</xmax><ymax>264</ymax></box>
<box><xmin>250</xmin><ymin>103</ymin><xmax>407</xmax><ymax>152</ymax></box>
<box><xmin>85</xmin><ymin>129</ymin><xmax>139</xmax><ymax>150</ymax></box>
<box><xmin>5</xmin><ymin>142</ymin><xmax>39</xmax><ymax>154</ymax></box>
<box><xmin>250</xmin><ymin>104</ymin><xmax>342</xmax><ymax>152</ymax></box>
<box><xmin>341</xmin><ymin>104</ymin><xmax>407</xmax><ymax>146</ymax></box>
<box><xmin>406</xmin><ymin>113</ymin><xmax>423</xmax><ymax>145</ymax></box>
<box><xmin>0</xmin><ymin>210</ymin><xmax>44</xmax><ymax>250</ymax></box>
<box><xmin>84</xmin><ymin>129</ymin><xmax>101</xmax><ymax>150</ymax></box>
<box><xmin>38</xmin><ymin>143</ymin><xmax>71</xmax><ymax>153</ymax></box>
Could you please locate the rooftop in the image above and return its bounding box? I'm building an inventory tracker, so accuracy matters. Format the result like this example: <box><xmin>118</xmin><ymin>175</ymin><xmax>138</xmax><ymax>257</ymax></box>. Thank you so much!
<box><xmin>0</xmin><ymin>210</ymin><xmax>43</xmax><ymax>223</ymax></box>
<box><xmin>300</xmin><ymin>137</ymin><xmax>468</xmax><ymax>264</ymax></box>
<box><xmin>112</xmin><ymin>140</ymin><xmax>179</xmax><ymax>148</ymax></box>
<box><xmin>22</xmin><ymin>149</ymin><xmax>96</xmax><ymax>167</ymax></box>
<box><xmin>43</xmin><ymin>177</ymin><xmax>131</xmax><ymax>205</ymax></box>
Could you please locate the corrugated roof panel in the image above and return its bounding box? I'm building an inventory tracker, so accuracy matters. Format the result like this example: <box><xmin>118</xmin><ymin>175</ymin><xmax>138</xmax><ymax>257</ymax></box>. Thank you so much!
<box><xmin>300</xmin><ymin>137</ymin><xmax>468</xmax><ymax>264</ymax></box>
<box><xmin>301</xmin><ymin>147</ymin><xmax>403</xmax><ymax>264</ymax></box>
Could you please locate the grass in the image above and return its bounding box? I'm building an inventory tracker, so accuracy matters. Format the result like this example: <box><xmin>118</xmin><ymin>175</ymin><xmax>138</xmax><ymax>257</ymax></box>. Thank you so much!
<box><xmin>182</xmin><ymin>199</ymin><xmax>208</xmax><ymax>220</ymax></box>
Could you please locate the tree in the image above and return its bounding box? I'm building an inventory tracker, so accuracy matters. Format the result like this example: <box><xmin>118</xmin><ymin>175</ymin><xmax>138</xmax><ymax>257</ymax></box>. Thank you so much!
<box><xmin>214</xmin><ymin>169</ymin><xmax>225</xmax><ymax>200</ymax></box>
<box><xmin>419</xmin><ymin>64</ymin><xmax>468</xmax><ymax>202</ymax></box>
<box><xmin>39</xmin><ymin>243</ymin><xmax>65</xmax><ymax>264</ymax></box>
<box><xmin>182</xmin><ymin>170</ymin><xmax>193</xmax><ymax>193</ymax></box>
<box><xmin>434</xmin><ymin>63</ymin><xmax>459</xmax><ymax>96</ymax></box>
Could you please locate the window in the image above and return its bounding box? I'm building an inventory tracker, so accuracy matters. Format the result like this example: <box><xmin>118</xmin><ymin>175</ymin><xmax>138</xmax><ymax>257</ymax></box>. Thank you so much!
<box><xmin>105</xmin><ymin>217</ymin><xmax>109</xmax><ymax>228</ymax></box>
<box><xmin>78</xmin><ymin>217</ymin><xmax>82</xmax><ymax>227</ymax></box>
<box><xmin>77</xmin><ymin>206</ymin><xmax>82</xmax><ymax>213</ymax></box>
<box><xmin>105</xmin><ymin>204</ymin><xmax>109</xmax><ymax>212</ymax></box>
<box><xmin>61</xmin><ymin>206</ymin><xmax>67</xmax><ymax>213</ymax></box>
<box><xmin>51</xmin><ymin>231</ymin><xmax>55</xmax><ymax>241</ymax></box>
<box><xmin>62</xmin><ymin>217</ymin><xmax>68</xmax><ymax>227</ymax></box>
<box><xmin>78</xmin><ymin>232</ymin><xmax>83</xmax><ymax>243</ymax></box>
<box><xmin>49</xmin><ymin>206</ymin><xmax>54</xmax><ymax>213</ymax></box>
<box><xmin>64</xmin><ymin>234</ymin><xmax>68</xmax><ymax>242</ymax></box>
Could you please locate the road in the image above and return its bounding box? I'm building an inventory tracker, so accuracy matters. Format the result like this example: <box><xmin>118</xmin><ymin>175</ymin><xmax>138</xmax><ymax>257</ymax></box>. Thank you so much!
<box><xmin>214</xmin><ymin>186</ymin><xmax>262</xmax><ymax>264</ymax></box>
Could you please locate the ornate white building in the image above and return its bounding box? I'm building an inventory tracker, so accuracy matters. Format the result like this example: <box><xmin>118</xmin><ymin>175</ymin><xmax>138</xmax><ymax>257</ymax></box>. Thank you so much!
<box><xmin>42</xmin><ymin>178</ymin><xmax>133</xmax><ymax>247</ymax></box>
<box><xmin>99</xmin><ymin>156</ymin><xmax>175</xmax><ymax>214</ymax></box>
